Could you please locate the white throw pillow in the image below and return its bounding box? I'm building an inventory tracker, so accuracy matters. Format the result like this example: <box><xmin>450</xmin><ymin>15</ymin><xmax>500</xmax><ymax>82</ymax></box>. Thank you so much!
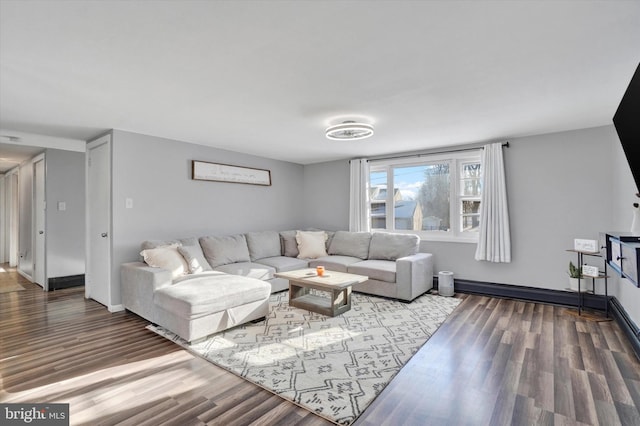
<box><xmin>140</xmin><ymin>244</ymin><xmax>188</xmax><ymax>279</ymax></box>
<box><xmin>296</xmin><ymin>231</ymin><xmax>328</xmax><ymax>259</ymax></box>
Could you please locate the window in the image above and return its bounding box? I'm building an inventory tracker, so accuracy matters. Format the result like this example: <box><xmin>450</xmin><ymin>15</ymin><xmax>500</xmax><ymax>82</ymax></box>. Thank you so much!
<box><xmin>368</xmin><ymin>151</ymin><xmax>482</xmax><ymax>242</ymax></box>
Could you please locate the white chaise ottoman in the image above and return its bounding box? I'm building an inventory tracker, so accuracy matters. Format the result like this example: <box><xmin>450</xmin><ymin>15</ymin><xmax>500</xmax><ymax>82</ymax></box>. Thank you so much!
<box><xmin>153</xmin><ymin>272</ymin><xmax>271</xmax><ymax>342</ymax></box>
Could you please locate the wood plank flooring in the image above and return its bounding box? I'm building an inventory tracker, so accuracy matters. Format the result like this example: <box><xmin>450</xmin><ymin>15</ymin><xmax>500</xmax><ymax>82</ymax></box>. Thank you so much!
<box><xmin>2</xmin><ymin>263</ymin><xmax>639</xmax><ymax>425</ymax></box>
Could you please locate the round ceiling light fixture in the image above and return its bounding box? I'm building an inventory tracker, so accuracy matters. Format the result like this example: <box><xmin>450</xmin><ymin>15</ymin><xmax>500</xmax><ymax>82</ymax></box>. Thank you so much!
<box><xmin>325</xmin><ymin>121</ymin><xmax>374</xmax><ymax>141</ymax></box>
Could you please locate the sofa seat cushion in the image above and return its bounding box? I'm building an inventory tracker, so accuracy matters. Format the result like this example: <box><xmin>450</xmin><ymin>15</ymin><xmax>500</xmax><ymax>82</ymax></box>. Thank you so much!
<box><xmin>214</xmin><ymin>261</ymin><xmax>275</xmax><ymax>280</ymax></box>
<box><xmin>154</xmin><ymin>274</ymin><xmax>271</xmax><ymax>319</ymax></box>
<box><xmin>348</xmin><ymin>260</ymin><xmax>396</xmax><ymax>283</ymax></box>
<box><xmin>255</xmin><ymin>256</ymin><xmax>309</xmax><ymax>272</ymax></box>
<box><xmin>308</xmin><ymin>255</ymin><xmax>362</xmax><ymax>272</ymax></box>
<box><xmin>172</xmin><ymin>270</ymin><xmax>226</xmax><ymax>284</ymax></box>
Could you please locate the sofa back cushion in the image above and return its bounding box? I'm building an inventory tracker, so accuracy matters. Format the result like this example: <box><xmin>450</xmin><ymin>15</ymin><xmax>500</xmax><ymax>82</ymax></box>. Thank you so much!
<box><xmin>246</xmin><ymin>231</ymin><xmax>282</xmax><ymax>261</ymax></box>
<box><xmin>368</xmin><ymin>232</ymin><xmax>419</xmax><ymax>261</ymax></box>
<box><xmin>199</xmin><ymin>234</ymin><xmax>251</xmax><ymax>268</ymax></box>
<box><xmin>141</xmin><ymin>237</ymin><xmax>198</xmax><ymax>250</ymax></box>
<box><xmin>328</xmin><ymin>231</ymin><xmax>372</xmax><ymax>259</ymax></box>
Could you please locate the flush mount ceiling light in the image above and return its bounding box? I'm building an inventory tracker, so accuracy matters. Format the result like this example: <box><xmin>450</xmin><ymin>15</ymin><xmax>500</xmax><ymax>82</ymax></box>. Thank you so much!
<box><xmin>325</xmin><ymin>121</ymin><xmax>374</xmax><ymax>141</ymax></box>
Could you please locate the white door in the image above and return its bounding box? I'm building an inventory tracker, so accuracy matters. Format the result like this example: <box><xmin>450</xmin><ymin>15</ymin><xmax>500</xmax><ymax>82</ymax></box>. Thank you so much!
<box><xmin>33</xmin><ymin>156</ymin><xmax>47</xmax><ymax>288</ymax></box>
<box><xmin>86</xmin><ymin>136</ymin><xmax>111</xmax><ymax>307</ymax></box>
<box><xmin>0</xmin><ymin>176</ymin><xmax>5</xmax><ymax>263</ymax></box>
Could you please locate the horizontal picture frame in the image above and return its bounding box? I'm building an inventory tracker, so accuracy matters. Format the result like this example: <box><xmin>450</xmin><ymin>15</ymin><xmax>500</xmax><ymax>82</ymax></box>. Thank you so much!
<box><xmin>192</xmin><ymin>160</ymin><xmax>271</xmax><ymax>186</ymax></box>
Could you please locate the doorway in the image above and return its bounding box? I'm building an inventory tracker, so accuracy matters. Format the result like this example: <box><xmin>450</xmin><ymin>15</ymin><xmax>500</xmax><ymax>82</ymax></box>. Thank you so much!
<box><xmin>33</xmin><ymin>155</ymin><xmax>46</xmax><ymax>289</ymax></box>
<box><xmin>85</xmin><ymin>135</ymin><xmax>111</xmax><ymax>308</ymax></box>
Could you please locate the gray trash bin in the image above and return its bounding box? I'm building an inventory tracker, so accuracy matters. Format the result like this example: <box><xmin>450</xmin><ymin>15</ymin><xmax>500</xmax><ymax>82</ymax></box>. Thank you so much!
<box><xmin>438</xmin><ymin>271</ymin><xmax>454</xmax><ymax>297</ymax></box>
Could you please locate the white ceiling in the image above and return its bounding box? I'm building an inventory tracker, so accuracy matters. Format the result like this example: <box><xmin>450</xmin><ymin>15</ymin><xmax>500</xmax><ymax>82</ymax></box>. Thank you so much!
<box><xmin>1</xmin><ymin>1</ymin><xmax>639</xmax><ymax>165</ymax></box>
<box><xmin>0</xmin><ymin>143</ymin><xmax>43</xmax><ymax>173</ymax></box>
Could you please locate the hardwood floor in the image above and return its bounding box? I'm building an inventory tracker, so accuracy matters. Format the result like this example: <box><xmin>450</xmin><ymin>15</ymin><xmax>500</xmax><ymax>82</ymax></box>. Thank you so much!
<box><xmin>2</xmin><ymin>263</ymin><xmax>639</xmax><ymax>425</ymax></box>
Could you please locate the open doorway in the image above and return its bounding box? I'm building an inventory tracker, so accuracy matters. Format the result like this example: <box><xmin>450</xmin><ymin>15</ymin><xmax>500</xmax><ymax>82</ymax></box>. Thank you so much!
<box><xmin>1</xmin><ymin>146</ymin><xmax>86</xmax><ymax>290</ymax></box>
<box><xmin>0</xmin><ymin>170</ymin><xmax>19</xmax><ymax>266</ymax></box>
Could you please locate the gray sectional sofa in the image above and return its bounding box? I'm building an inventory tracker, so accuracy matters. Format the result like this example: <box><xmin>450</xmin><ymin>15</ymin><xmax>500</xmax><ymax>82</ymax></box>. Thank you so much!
<box><xmin>121</xmin><ymin>230</ymin><xmax>433</xmax><ymax>342</ymax></box>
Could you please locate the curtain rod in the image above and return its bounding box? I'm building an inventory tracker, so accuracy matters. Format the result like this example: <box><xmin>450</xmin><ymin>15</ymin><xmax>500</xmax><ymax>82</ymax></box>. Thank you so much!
<box><xmin>364</xmin><ymin>141</ymin><xmax>509</xmax><ymax>162</ymax></box>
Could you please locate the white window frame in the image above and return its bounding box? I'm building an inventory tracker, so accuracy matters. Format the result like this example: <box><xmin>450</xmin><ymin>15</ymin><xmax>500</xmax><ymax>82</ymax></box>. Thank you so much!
<box><xmin>368</xmin><ymin>150</ymin><xmax>482</xmax><ymax>243</ymax></box>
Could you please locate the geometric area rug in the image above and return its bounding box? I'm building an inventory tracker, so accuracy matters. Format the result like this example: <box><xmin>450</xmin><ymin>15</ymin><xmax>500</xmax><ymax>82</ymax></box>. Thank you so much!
<box><xmin>147</xmin><ymin>290</ymin><xmax>461</xmax><ymax>425</ymax></box>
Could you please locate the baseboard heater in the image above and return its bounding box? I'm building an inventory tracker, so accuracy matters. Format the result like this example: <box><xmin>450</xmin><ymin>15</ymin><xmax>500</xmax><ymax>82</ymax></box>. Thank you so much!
<box><xmin>48</xmin><ymin>274</ymin><xmax>85</xmax><ymax>290</ymax></box>
<box><xmin>433</xmin><ymin>276</ymin><xmax>640</xmax><ymax>361</ymax></box>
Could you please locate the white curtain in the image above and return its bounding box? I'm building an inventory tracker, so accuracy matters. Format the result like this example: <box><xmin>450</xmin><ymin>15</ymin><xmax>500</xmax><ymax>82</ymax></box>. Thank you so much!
<box><xmin>475</xmin><ymin>143</ymin><xmax>511</xmax><ymax>262</ymax></box>
<box><xmin>349</xmin><ymin>159</ymin><xmax>370</xmax><ymax>232</ymax></box>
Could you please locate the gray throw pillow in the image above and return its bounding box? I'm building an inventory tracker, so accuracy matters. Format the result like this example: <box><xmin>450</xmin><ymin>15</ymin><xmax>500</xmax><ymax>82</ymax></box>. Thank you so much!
<box><xmin>199</xmin><ymin>234</ymin><xmax>251</xmax><ymax>268</ymax></box>
<box><xmin>178</xmin><ymin>244</ymin><xmax>212</xmax><ymax>273</ymax></box>
<box><xmin>280</xmin><ymin>230</ymin><xmax>299</xmax><ymax>257</ymax></box>
<box><xmin>368</xmin><ymin>232</ymin><xmax>419</xmax><ymax>261</ymax></box>
<box><xmin>325</xmin><ymin>231</ymin><xmax>335</xmax><ymax>251</ymax></box>
<box><xmin>328</xmin><ymin>231</ymin><xmax>372</xmax><ymax>259</ymax></box>
<box><xmin>246</xmin><ymin>231</ymin><xmax>282</xmax><ymax>261</ymax></box>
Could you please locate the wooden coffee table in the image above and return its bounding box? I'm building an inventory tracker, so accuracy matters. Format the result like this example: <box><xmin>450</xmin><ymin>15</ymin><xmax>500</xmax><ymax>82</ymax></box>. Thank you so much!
<box><xmin>274</xmin><ymin>268</ymin><xmax>368</xmax><ymax>317</ymax></box>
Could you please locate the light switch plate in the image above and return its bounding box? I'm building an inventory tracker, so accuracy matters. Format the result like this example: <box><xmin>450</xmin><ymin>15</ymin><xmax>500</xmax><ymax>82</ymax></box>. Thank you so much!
<box><xmin>125</xmin><ymin>198</ymin><xmax>133</xmax><ymax>209</ymax></box>
<box><xmin>58</xmin><ymin>201</ymin><xmax>66</xmax><ymax>211</ymax></box>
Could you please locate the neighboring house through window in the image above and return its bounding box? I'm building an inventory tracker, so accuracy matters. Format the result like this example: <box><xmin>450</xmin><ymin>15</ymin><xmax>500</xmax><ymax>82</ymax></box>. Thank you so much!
<box><xmin>368</xmin><ymin>150</ymin><xmax>482</xmax><ymax>242</ymax></box>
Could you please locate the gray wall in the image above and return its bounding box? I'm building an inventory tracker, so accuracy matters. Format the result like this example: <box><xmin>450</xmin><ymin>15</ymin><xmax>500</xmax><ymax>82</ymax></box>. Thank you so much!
<box><xmin>302</xmin><ymin>160</ymin><xmax>350</xmax><ymax>231</ymax></box>
<box><xmin>422</xmin><ymin>126</ymin><xmax>614</xmax><ymax>289</ymax></box>
<box><xmin>110</xmin><ymin>130</ymin><xmax>305</xmax><ymax>306</ymax></box>
<box><xmin>303</xmin><ymin>125</ymin><xmax>617</xmax><ymax>290</ymax></box>
<box><xmin>45</xmin><ymin>149</ymin><xmax>85</xmax><ymax>278</ymax></box>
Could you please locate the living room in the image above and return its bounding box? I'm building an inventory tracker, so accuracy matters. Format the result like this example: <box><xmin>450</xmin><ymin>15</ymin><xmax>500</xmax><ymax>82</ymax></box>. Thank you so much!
<box><xmin>1</xmin><ymin>1</ymin><xmax>640</xmax><ymax>425</ymax></box>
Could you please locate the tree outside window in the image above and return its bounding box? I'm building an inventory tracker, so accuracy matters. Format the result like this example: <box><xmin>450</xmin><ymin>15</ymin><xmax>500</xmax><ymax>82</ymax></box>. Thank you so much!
<box><xmin>367</xmin><ymin>151</ymin><xmax>482</xmax><ymax>241</ymax></box>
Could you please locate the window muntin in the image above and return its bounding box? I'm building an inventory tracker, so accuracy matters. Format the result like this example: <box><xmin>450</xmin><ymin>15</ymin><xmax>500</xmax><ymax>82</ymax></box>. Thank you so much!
<box><xmin>459</xmin><ymin>161</ymin><xmax>482</xmax><ymax>233</ymax></box>
<box><xmin>368</xmin><ymin>151</ymin><xmax>482</xmax><ymax>241</ymax></box>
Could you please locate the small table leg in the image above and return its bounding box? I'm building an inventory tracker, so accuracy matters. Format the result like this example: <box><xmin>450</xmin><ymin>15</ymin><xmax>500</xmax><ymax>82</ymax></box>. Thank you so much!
<box><xmin>330</xmin><ymin>286</ymin><xmax>352</xmax><ymax>316</ymax></box>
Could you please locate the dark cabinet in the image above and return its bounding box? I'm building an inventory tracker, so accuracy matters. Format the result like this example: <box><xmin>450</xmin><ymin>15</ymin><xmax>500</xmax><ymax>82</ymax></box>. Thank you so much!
<box><xmin>603</xmin><ymin>232</ymin><xmax>640</xmax><ymax>287</ymax></box>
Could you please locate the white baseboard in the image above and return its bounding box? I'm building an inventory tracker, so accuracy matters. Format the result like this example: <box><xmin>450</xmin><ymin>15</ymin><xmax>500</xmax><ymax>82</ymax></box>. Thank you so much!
<box><xmin>108</xmin><ymin>304</ymin><xmax>125</xmax><ymax>313</ymax></box>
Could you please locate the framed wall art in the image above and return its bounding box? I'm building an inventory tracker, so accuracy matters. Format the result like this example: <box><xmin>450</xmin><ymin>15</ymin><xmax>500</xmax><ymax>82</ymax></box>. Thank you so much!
<box><xmin>192</xmin><ymin>160</ymin><xmax>272</xmax><ymax>186</ymax></box>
